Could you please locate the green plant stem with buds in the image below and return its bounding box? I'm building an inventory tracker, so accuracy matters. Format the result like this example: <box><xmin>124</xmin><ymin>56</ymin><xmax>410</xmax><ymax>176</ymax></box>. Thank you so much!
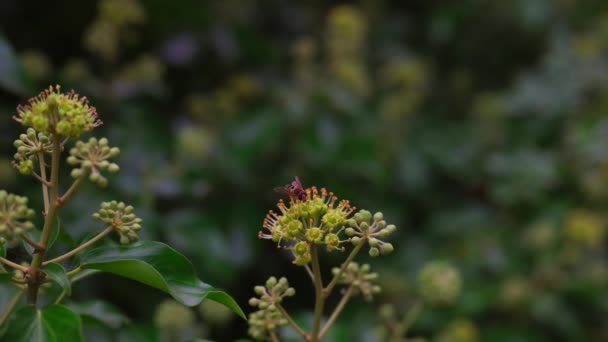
<box><xmin>319</xmin><ymin>285</ymin><xmax>354</xmax><ymax>339</ymax></box>
<box><xmin>310</xmin><ymin>245</ymin><xmax>324</xmax><ymax>342</ymax></box>
<box><xmin>43</xmin><ymin>225</ymin><xmax>113</xmax><ymax>265</ymax></box>
<box><xmin>324</xmin><ymin>238</ymin><xmax>366</xmax><ymax>297</ymax></box>
<box><xmin>28</xmin><ymin>137</ymin><xmax>61</xmax><ymax>304</ymax></box>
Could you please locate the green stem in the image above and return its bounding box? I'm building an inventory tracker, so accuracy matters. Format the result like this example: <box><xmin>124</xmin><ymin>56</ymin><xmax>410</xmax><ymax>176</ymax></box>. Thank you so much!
<box><xmin>0</xmin><ymin>289</ymin><xmax>24</xmax><ymax>326</ymax></box>
<box><xmin>276</xmin><ymin>303</ymin><xmax>309</xmax><ymax>340</ymax></box>
<box><xmin>57</xmin><ymin>175</ymin><xmax>84</xmax><ymax>206</ymax></box>
<box><xmin>398</xmin><ymin>301</ymin><xmax>423</xmax><ymax>338</ymax></box>
<box><xmin>0</xmin><ymin>257</ymin><xmax>27</xmax><ymax>272</ymax></box>
<box><xmin>310</xmin><ymin>245</ymin><xmax>324</xmax><ymax>342</ymax></box>
<box><xmin>37</xmin><ymin>152</ymin><xmax>49</xmax><ymax>213</ymax></box>
<box><xmin>324</xmin><ymin>238</ymin><xmax>365</xmax><ymax>297</ymax></box>
<box><xmin>43</xmin><ymin>226</ymin><xmax>113</xmax><ymax>266</ymax></box>
<box><xmin>20</xmin><ymin>233</ymin><xmax>45</xmax><ymax>251</ymax></box>
<box><xmin>319</xmin><ymin>285</ymin><xmax>354</xmax><ymax>339</ymax></box>
<box><xmin>28</xmin><ymin>137</ymin><xmax>61</xmax><ymax>305</ymax></box>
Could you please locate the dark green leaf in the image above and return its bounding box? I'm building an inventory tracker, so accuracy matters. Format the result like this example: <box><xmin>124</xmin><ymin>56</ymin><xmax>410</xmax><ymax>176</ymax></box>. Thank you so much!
<box><xmin>43</xmin><ymin>263</ymin><xmax>71</xmax><ymax>297</ymax></box>
<box><xmin>67</xmin><ymin>300</ymin><xmax>129</xmax><ymax>329</ymax></box>
<box><xmin>79</xmin><ymin>241</ymin><xmax>245</xmax><ymax>319</ymax></box>
<box><xmin>0</xmin><ymin>240</ymin><xmax>5</xmax><ymax>258</ymax></box>
<box><xmin>4</xmin><ymin>304</ymin><xmax>83</xmax><ymax>342</ymax></box>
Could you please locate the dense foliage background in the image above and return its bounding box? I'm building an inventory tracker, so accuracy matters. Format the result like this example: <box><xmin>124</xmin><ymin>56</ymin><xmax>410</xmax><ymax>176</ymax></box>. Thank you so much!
<box><xmin>2</xmin><ymin>0</ymin><xmax>608</xmax><ymax>341</ymax></box>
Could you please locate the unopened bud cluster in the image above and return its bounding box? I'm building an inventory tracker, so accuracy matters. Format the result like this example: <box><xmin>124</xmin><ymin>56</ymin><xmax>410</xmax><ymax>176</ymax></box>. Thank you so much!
<box><xmin>260</xmin><ymin>187</ymin><xmax>355</xmax><ymax>265</ymax></box>
<box><xmin>0</xmin><ymin>191</ymin><xmax>35</xmax><ymax>246</ymax></box>
<box><xmin>14</xmin><ymin>85</ymin><xmax>101</xmax><ymax>138</ymax></box>
<box><xmin>248</xmin><ymin>276</ymin><xmax>296</xmax><ymax>340</ymax></box>
<box><xmin>93</xmin><ymin>201</ymin><xmax>142</xmax><ymax>244</ymax></box>
<box><xmin>12</xmin><ymin>128</ymin><xmax>54</xmax><ymax>175</ymax></box>
<box><xmin>67</xmin><ymin>137</ymin><xmax>120</xmax><ymax>187</ymax></box>
<box><xmin>417</xmin><ymin>261</ymin><xmax>462</xmax><ymax>306</ymax></box>
<box><xmin>344</xmin><ymin>210</ymin><xmax>396</xmax><ymax>257</ymax></box>
<box><xmin>333</xmin><ymin>262</ymin><xmax>381</xmax><ymax>301</ymax></box>
<box><xmin>154</xmin><ymin>299</ymin><xmax>195</xmax><ymax>333</ymax></box>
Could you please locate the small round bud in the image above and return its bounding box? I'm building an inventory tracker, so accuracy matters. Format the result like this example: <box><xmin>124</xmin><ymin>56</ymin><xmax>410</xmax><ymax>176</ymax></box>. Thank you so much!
<box><xmin>369</xmin><ymin>247</ymin><xmax>380</xmax><ymax>257</ymax></box>
<box><xmin>254</xmin><ymin>286</ymin><xmax>265</xmax><ymax>296</ymax></box>
<box><xmin>249</xmin><ymin>298</ymin><xmax>260</xmax><ymax>307</ymax></box>
<box><xmin>285</xmin><ymin>288</ymin><xmax>296</xmax><ymax>297</ymax></box>
<box><xmin>351</xmin><ymin>236</ymin><xmax>361</xmax><ymax>245</ymax></box>
<box><xmin>380</xmin><ymin>243</ymin><xmax>394</xmax><ymax>255</ymax></box>
<box><xmin>345</xmin><ymin>227</ymin><xmax>356</xmax><ymax>236</ymax></box>
<box><xmin>70</xmin><ymin>169</ymin><xmax>83</xmax><ymax>178</ymax></box>
<box><xmin>108</xmin><ymin>163</ymin><xmax>120</xmax><ymax>173</ymax></box>
<box><xmin>266</xmin><ymin>277</ymin><xmax>277</xmax><ymax>289</ymax></box>
<box><xmin>369</xmin><ymin>237</ymin><xmax>379</xmax><ymax>247</ymax></box>
<box><xmin>374</xmin><ymin>212</ymin><xmax>384</xmax><ymax>222</ymax></box>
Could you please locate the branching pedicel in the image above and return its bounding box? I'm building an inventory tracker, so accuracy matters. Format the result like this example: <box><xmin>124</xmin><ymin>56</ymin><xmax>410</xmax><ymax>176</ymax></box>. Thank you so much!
<box><xmin>249</xmin><ymin>178</ymin><xmax>396</xmax><ymax>341</ymax></box>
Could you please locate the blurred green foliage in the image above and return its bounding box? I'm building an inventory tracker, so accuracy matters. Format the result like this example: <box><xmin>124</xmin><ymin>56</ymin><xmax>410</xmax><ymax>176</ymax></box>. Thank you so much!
<box><xmin>2</xmin><ymin>0</ymin><xmax>608</xmax><ymax>340</ymax></box>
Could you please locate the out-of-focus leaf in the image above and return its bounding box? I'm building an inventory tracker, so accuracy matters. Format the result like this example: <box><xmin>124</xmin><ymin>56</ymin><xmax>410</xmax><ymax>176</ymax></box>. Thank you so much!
<box><xmin>68</xmin><ymin>300</ymin><xmax>129</xmax><ymax>329</ymax></box>
<box><xmin>0</xmin><ymin>36</ymin><xmax>28</xmax><ymax>95</ymax></box>
<box><xmin>78</xmin><ymin>241</ymin><xmax>245</xmax><ymax>319</ymax></box>
<box><xmin>4</xmin><ymin>304</ymin><xmax>83</xmax><ymax>342</ymax></box>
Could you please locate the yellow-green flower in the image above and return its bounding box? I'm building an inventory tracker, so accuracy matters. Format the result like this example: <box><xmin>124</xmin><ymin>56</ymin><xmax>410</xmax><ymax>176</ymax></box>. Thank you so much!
<box><xmin>14</xmin><ymin>85</ymin><xmax>101</xmax><ymax>138</ymax></box>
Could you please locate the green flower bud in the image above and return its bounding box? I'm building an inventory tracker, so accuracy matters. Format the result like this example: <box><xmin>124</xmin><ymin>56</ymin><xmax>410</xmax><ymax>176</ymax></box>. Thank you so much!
<box><xmin>380</xmin><ymin>243</ymin><xmax>394</xmax><ymax>255</ymax></box>
<box><xmin>108</xmin><ymin>163</ymin><xmax>120</xmax><ymax>173</ymax></box>
<box><xmin>345</xmin><ymin>227</ymin><xmax>356</xmax><ymax>236</ymax></box>
<box><xmin>369</xmin><ymin>247</ymin><xmax>380</xmax><ymax>257</ymax></box>
<box><xmin>266</xmin><ymin>277</ymin><xmax>277</xmax><ymax>289</ymax></box>
<box><xmin>351</xmin><ymin>236</ymin><xmax>361</xmax><ymax>245</ymax></box>
<box><xmin>70</xmin><ymin>169</ymin><xmax>83</xmax><ymax>178</ymax></box>
<box><xmin>254</xmin><ymin>286</ymin><xmax>265</xmax><ymax>296</ymax></box>
<box><xmin>374</xmin><ymin>212</ymin><xmax>384</xmax><ymax>222</ymax></box>
<box><xmin>417</xmin><ymin>261</ymin><xmax>462</xmax><ymax>306</ymax></box>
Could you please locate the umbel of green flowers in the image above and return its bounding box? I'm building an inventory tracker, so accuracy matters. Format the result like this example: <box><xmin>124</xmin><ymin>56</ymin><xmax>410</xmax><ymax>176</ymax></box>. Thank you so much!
<box><xmin>251</xmin><ymin>181</ymin><xmax>397</xmax><ymax>341</ymax></box>
<box><xmin>260</xmin><ymin>186</ymin><xmax>395</xmax><ymax>265</ymax></box>
<box><xmin>14</xmin><ymin>85</ymin><xmax>101</xmax><ymax>138</ymax></box>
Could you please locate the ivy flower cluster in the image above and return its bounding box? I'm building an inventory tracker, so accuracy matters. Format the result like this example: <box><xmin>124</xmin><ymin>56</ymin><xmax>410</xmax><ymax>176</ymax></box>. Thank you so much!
<box><xmin>417</xmin><ymin>261</ymin><xmax>462</xmax><ymax>306</ymax></box>
<box><xmin>92</xmin><ymin>201</ymin><xmax>142</xmax><ymax>244</ymax></box>
<box><xmin>248</xmin><ymin>277</ymin><xmax>296</xmax><ymax>340</ymax></box>
<box><xmin>333</xmin><ymin>262</ymin><xmax>381</xmax><ymax>302</ymax></box>
<box><xmin>0</xmin><ymin>191</ymin><xmax>35</xmax><ymax>246</ymax></box>
<box><xmin>345</xmin><ymin>210</ymin><xmax>396</xmax><ymax>257</ymax></box>
<box><xmin>67</xmin><ymin>137</ymin><xmax>120</xmax><ymax>187</ymax></box>
<box><xmin>260</xmin><ymin>187</ymin><xmax>355</xmax><ymax>265</ymax></box>
<box><xmin>12</xmin><ymin>128</ymin><xmax>53</xmax><ymax>175</ymax></box>
<box><xmin>14</xmin><ymin>85</ymin><xmax>102</xmax><ymax>138</ymax></box>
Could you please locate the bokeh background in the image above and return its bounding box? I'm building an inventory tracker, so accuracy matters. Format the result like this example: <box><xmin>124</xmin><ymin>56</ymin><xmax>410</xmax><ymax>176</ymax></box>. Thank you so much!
<box><xmin>2</xmin><ymin>0</ymin><xmax>608</xmax><ymax>341</ymax></box>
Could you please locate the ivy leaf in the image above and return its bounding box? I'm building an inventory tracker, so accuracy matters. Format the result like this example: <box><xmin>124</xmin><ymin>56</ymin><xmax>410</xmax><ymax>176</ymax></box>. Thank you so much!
<box><xmin>4</xmin><ymin>304</ymin><xmax>84</xmax><ymax>342</ymax></box>
<box><xmin>78</xmin><ymin>241</ymin><xmax>245</xmax><ymax>319</ymax></box>
<box><xmin>43</xmin><ymin>263</ymin><xmax>71</xmax><ymax>297</ymax></box>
